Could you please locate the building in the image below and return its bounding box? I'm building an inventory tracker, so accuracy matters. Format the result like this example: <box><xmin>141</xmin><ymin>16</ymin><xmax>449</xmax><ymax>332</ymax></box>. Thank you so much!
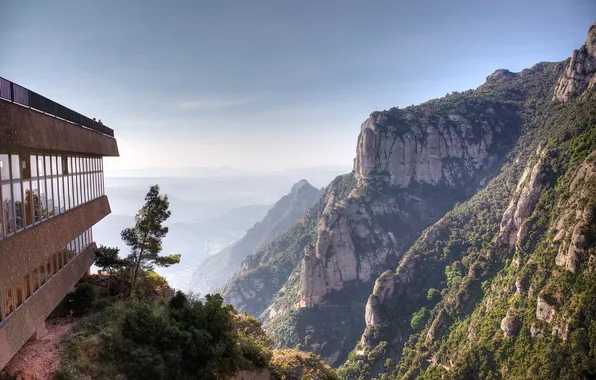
<box><xmin>0</xmin><ymin>77</ymin><xmax>119</xmax><ymax>369</ymax></box>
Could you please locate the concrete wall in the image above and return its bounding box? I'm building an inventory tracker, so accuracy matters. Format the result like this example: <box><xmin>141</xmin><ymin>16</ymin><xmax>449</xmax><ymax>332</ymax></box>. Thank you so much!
<box><xmin>0</xmin><ymin>243</ymin><xmax>97</xmax><ymax>369</ymax></box>
<box><xmin>0</xmin><ymin>196</ymin><xmax>111</xmax><ymax>291</ymax></box>
<box><xmin>0</xmin><ymin>101</ymin><xmax>119</xmax><ymax>157</ymax></box>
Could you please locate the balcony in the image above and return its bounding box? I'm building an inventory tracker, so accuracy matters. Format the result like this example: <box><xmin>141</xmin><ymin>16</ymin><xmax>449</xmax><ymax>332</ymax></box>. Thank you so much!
<box><xmin>0</xmin><ymin>77</ymin><xmax>114</xmax><ymax>138</ymax></box>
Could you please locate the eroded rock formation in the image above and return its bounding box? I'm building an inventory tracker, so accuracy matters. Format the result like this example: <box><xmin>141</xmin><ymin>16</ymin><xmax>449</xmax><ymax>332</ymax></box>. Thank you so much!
<box><xmin>553</xmin><ymin>22</ymin><xmax>596</xmax><ymax>101</ymax></box>
<box><xmin>497</xmin><ymin>146</ymin><xmax>546</xmax><ymax>248</ymax></box>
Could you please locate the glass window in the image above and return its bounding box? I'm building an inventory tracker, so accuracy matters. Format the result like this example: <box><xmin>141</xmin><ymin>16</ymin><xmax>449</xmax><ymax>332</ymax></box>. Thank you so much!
<box><xmin>51</xmin><ymin>155</ymin><xmax>58</xmax><ymax>176</ymax></box>
<box><xmin>23</xmin><ymin>180</ymin><xmax>33</xmax><ymax>227</ymax></box>
<box><xmin>31</xmin><ymin>179</ymin><xmax>41</xmax><ymax>222</ymax></box>
<box><xmin>71</xmin><ymin>174</ymin><xmax>76</xmax><ymax>207</ymax></box>
<box><xmin>2</xmin><ymin>183</ymin><xmax>13</xmax><ymax>235</ymax></box>
<box><xmin>38</xmin><ymin>155</ymin><xmax>45</xmax><ymax>177</ymax></box>
<box><xmin>0</xmin><ymin>154</ymin><xmax>10</xmax><ymax>180</ymax></box>
<box><xmin>30</xmin><ymin>156</ymin><xmax>38</xmax><ymax>178</ymax></box>
<box><xmin>23</xmin><ymin>275</ymin><xmax>31</xmax><ymax>299</ymax></box>
<box><xmin>46</xmin><ymin>259</ymin><xmax>52</xmax><ymax>278</ymax></box>
<box><xmin>14</xmin><ymin>282</ymin><xmax>22</xmax><ymax>307</ymax></box>
<box><xmin>10</xmin><ymin>154</ymin><xmax>20</xmax><ymax>180</ymax></box>
<box><xmin>52</xmin><ymin>177</ymin><xmax>59</xmax><ymax>215</ymax></box>
<box><xmin>32</xmin><ymin>268</ymin><xmax>39</xmax><ymax>292</ymax></box>
<box><xmin>13</xmin><ymin>180</ymin><xmax>23</xmax><ymax>231</ymax></box>
<box><xmin>57</xmin><ymin>155</ymin><xmax>62</xmax><ymax>175</ymax></box>
<box><xmin>39</xmin><ymin>264</ymin><xmax>46</xmax><ymax>286</ymax></box>
<box><xmin>3</xmin><ymin>289</ymin><xmax>14</xmax><ymax>317</ymax></box>
<box><xmin>45</xmin><ymin>156</ymin><xmax>53</xmax><ymax>217</ymax></box>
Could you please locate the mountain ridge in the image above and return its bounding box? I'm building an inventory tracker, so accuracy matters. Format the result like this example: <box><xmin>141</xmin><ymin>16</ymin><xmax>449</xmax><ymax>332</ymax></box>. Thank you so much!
<box><xmin>191</xmin><ymin>179</ymin><xmax>324</xmax><ymax>295</ymax></box>
<box><xmin>222</xmin><ymin>21</ymin><xmax>596</xmax><ymax>379</ymax></box>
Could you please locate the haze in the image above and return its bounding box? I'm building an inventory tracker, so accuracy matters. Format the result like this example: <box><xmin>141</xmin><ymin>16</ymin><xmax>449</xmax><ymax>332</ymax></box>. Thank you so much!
<box><xmin>1</xmin><ymin>0</ymin><xmax>594</xmax><ymax>173</ymax></box>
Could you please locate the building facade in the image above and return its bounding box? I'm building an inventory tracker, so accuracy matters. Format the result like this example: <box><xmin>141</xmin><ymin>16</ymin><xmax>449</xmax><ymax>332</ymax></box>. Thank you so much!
<box><xmin>0</xmin><ymin>77</ymin><xmax>119</xmax><ymax>369</ymax></box>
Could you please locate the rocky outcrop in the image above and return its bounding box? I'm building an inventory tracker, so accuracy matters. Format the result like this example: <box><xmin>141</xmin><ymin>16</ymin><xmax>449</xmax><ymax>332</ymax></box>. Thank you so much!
<box><xmin>497</xmin><ymin>146</ymin><xmax>545</xmax><ymax>248</ymax></box>
<box><xmin>553</xmin><ymin>22</ymin><xmax>596</xmax><ymax>101</ymax></box>
<box><xmin>194</xmin><ymin>179</ymin><xmax>323</xmax><ymax>295</ymax></box>
<box><xmin>536</xmin><ymin>295</ymin><xmax>556</xmax><ymax>324</ymax></box>
<box><xmin>553</xmin><ymin>150</ymin><xmax>596</xmax><ymax>273</ymax></box>
<box><xmin>233</xmin><ymin>370</ymin><xmax>270</xmax><ymax>380</ymax></box>
<box><xmin>500</xmin><ymin>310</ymin><xmax>521</xmax><ymax>338</ymax></box>
<box><xmin>353</xmin><ymin>105</ymin><xmax>508</xmax><ymax>187</ymax></box>
<box><xmin>298</xmin><ymin>188</ymin><xmax>402</xmax><ymax>306</ymax></box>
<box><xmin>530</xmin><ymin>324</ymin><xmax>544</xmax><ymax>338</ymax></box>
<box><xmin>300</xmin><ymin>99</ymin><xmax>518</xmax><ymax>306</ymax></box>
<box><xmin>364</xmin><ymin>271</ymin><xmax>395</xmax><ymax>327</ymax></box>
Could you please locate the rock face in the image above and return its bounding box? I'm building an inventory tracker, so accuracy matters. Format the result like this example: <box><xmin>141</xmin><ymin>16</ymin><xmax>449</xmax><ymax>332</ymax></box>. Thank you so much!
<box><xmin>553</xmin><ymin>150</ymin><xmax>596</xmax><ymax>273</ymax></box>
<box><xmin>536</xmin><ymin>295</ymin><xmax>556</xmax><ymax>324</ymax></box>
<box><xmin>192</xmin><ymin>179</ymin><xmax>323</xmax><ymax>295</ymax></box>
<box><xmin>500</xmin><ymin>310</ymin><xmax>521</xmax><ymax>338</ymax></box>
<box><xmin>299</xmin><ymin>101</ymin><xmax>517</xmax><ymax>306</ymax></box>
<box><xmin>497</xmin><ymin>146</ymin><xmax>545</xmax><ymax>248</ymax></box>
<box><xmin>353</xmin><ymin>106</ymin><xmax>506</xmax><ymax>187</ymax></box>
<box><xmin>364</xmin><ymin>271</ymin><xmax>395</xmax><ymax>327</ymax></box>
<box><xmin>553</xmin><ymin>22</ymin><xmax>596</xmax><ymax>101</ymax></box>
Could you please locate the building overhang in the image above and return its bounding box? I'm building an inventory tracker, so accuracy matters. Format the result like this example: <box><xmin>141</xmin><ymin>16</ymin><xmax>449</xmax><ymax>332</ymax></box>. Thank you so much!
<box><xmin>0</xmin><ymin>101</ymin><xmax>119</xmax><ymax>157</ymax></box>
<box><xmin>0</xmin><ymin>243</ymin><xmax>97</xmax><ymax>369</ymax></box>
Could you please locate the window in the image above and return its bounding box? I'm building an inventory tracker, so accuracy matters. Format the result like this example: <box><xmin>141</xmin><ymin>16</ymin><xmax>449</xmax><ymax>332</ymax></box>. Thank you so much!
<box><xmin>45</xmin><ymin>155</ymin><xmax>53</xmax><ymax>217</ymax></box>
<box><xmin>14</xmin><ymin>282</ymin><xmax>22</xmax><ymax>307</ymax></box>
<box><xmin>3</xmin><ymin>289</ymin><xmax>14</xmax><ymax>318</ymax></box>
<box><xmin>23</xmin><ymin>275</ymin><xmax>31</xmax><ymax>299</ymax></box>
<box><xmin>0</xmin><ymin>151</ymin><xmax>104</xmax><ymax>241</ymax></box>
<box><xmin>39</xmin><ymin>264</ymin><xmax>46</xmax><ymax>286</ymax></box>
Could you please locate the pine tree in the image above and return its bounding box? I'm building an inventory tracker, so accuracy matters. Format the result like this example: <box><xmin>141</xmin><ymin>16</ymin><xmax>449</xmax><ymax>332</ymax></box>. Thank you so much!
<box><xmin>121</xmin><ymin>185</ymin><xmax>180</xmax><ymax>297</ymax></box>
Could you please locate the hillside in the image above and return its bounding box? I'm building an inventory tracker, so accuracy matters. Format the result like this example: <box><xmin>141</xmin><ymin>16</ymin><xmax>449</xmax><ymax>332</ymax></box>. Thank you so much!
<box><xmin>191</xmin><ymin>180</ymin><xmax>324</xmax><ymax>295</ymax></box>
<box><xmin>220</xmin><ymin>21</ymin><xmax>596</xmax><ymax>378</ymax></box>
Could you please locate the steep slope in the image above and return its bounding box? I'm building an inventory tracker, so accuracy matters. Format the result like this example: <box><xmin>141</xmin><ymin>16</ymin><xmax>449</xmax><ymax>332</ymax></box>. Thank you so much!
<box><xmin>191</xmin><ymin>180</ymin><xmax>323</xmax><ymax>295</ymax></box>
<box><xmin>339</xmin><ymin>22</ymin><xmax>596</xmax><ymax>380</ymax></box>
<box><xmin>222</xmin><ymin>68</ymin><xmax>529</xmax><ymax>367</ymax></box>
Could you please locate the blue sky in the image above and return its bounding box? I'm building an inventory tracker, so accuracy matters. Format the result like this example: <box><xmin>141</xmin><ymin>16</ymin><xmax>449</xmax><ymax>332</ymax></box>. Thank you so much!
<box><xmin>1</xmin><ymin>0</ymin><xmax>594</xmax><ymax>172</ymax></box>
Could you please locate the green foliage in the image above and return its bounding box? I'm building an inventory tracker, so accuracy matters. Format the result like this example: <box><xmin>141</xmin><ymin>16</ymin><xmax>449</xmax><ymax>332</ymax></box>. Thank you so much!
<box><xmin>427</xmin><ymin>288</ymin><xmax>440</xmax><ymax>301</ymax></box>
<box><xmin>121</xmin><ymin>185</ymin><xmax>181</xmax><ymax>297</ymax></box>
<box><xmin>53</xmin><ymin>371</ymin><xmax>73</xmax><ymax>380</ymax></box>
<box><xmin>410</xmin><ymin>307</ymin><xmax>431</xmax><ymax>330</ymax></box>
<box><xmin>94</xmin><ymin>245</ymin><xmax>127</xmax><ymax>274</ymax></box>
<box><xmin>67</xmin><ymin>282</ymin><xmax>98</xmax><ymax>317</ymax></box>
<box><xmin>62</xmin><ymin>293</ymin><xmax>272</xmax><ymax>380</ymax></box>
<box><xmin>341</xmin><ymin>56</ymin><xmax>596</xmax><ymax>379</ymax></box>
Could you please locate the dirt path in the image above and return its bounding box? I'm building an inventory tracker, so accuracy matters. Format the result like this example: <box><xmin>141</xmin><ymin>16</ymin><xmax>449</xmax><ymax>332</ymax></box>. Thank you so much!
<box><xmin>2</xmin><ymin>317</ymin><xmax>74</xmax><ymax>380</ymax></box>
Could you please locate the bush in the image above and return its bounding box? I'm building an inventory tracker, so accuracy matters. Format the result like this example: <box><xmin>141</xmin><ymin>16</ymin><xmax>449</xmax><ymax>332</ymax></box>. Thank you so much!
<box><xmin>410</xmin><ymin>307</ymin><xmax>430</xmax><ymax>331</ymax></box>
<box><xmin>68</xmin><ymin>283</ymin><xmax>98</xmax><ymax>316</ymax></box>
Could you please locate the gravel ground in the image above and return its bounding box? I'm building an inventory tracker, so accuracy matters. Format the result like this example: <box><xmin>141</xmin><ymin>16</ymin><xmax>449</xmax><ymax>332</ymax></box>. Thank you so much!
<box><xmin>2</xmin><ymin>317</ymin><xmax>74</xmax><ymax>380</ymax></box>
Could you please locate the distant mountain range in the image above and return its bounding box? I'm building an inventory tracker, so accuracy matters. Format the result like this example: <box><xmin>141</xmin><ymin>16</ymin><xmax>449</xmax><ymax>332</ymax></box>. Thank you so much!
<box><xmin>190</xmin><ymin>179</ymin><xmax>324</xmax><ymax>295</ymax></box>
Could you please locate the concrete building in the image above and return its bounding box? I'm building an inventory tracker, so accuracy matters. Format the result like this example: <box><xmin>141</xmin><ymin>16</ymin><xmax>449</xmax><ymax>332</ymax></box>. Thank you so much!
<box><xmin>0</xmin><ymin>77</ymin><xmax>119</xmax><ymax>369</ymax></box>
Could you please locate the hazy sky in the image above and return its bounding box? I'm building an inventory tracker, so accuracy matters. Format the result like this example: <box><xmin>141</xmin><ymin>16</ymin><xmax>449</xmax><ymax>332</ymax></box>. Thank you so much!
<box><xmin>1</xmin><ymin>1</ymin><xmax>594</xmax><ymax>172</ymax></box>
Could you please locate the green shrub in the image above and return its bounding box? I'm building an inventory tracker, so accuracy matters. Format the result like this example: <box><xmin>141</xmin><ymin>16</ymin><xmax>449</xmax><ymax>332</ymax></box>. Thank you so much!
<box><xmin>68</xmin><ymin>283</ymin><xmax>98</xmax><ymax>316</ymax></box>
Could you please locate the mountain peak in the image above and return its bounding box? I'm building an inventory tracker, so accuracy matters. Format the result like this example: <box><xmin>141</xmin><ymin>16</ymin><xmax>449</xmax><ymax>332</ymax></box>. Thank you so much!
<box><xmin>291</xmin><ymin>179</ymin><xmax>313</xmax><ymax>193</ymax></box>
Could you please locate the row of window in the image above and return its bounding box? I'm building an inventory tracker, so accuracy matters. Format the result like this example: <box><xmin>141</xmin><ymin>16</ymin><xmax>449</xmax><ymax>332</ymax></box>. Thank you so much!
<box><xmin>0</xmin><ymin>152</ymin><xmax>104</xmax><ymax>240</ymax></box>
<box><xmin>0</xmin><ymin>229</ymin><xmax>93</xmax><ymax>324</ymax></box>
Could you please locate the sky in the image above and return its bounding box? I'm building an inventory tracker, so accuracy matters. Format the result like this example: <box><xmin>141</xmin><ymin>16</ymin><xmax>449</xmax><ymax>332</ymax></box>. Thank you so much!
<box><xmin>0</xmin><ymin>0</ymin><xmax>594</xmax><ymax>173</ymax></box>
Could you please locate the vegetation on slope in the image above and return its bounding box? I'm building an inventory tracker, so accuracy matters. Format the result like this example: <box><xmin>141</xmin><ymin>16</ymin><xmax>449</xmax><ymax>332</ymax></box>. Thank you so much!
<box><xmin>338</xmin><ymin>62</ymin><xmax>596</xmax><ymax>379</ymax></box>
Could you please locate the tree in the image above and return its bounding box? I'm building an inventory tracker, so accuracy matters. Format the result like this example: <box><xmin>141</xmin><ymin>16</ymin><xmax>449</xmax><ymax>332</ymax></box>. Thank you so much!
<box><xmin>95</xmin><ymin>245</ymin><xmax>127</xmax><ymax>274</ymax></box>
<box><xmin>121</xmin><ymin>185</ymin><xmax>180</xmax><ymax>298</ymax></box>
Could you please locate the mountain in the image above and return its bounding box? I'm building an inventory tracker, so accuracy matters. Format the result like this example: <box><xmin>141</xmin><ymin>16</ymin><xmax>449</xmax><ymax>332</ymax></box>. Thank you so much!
<box><xmin>220</xmin><ymin>21</ymin><xmax>596</xmax><ymax>379</ymax></box>
<box><xmin>191</xmin><ymin>180</ymin><xmax>324</xmax><ymax>295</ymax></box>
<box><xmin>338</xmin><ymin>22</ymin><xmax>596</xmax><ymax>380</ymax></box>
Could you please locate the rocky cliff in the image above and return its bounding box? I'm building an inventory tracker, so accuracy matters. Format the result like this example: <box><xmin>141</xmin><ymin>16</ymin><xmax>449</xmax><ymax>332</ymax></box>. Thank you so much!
<box><xmin>297</xmin><ymin>97</ymin><xmax>518</xmax><ymax>310</ymax></box>
<box><xmin>222</xmin><ymin>84</ymin><xmax>524</xmax><ymax>367</ymax></box>
<box><xmin>191</xmin><ymin>180</ymin><xmax>323</xmax><ymax>295</ymax></box>
<box><xmin>339</xmin><ymin>22</ymin><xmax>596</xmax><ymax>380</ymax></box>
<box><xmin>553</xmin><ymin>22</ymin><xmax>596</xmax><ymax>102</ymax></box>
<box><xmin>222</xmin><ymin>20</ymin><xmax>596</xmax><ymax>379</ymax></box>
